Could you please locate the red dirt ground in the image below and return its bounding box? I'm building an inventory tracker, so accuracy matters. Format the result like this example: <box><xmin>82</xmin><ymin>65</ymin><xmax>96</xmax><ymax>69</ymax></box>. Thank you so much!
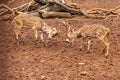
<box><xmin>0</xmin><ymin>0</ymin><xmax>120</xmax><ymax>80</ymax></box>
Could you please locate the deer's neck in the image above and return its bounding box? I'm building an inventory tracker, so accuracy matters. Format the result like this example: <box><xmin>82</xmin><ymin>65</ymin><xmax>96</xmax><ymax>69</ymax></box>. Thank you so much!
<box><xmin>42</xmin><ymin>26</ymin><xmax>52</xmax><ymax>34</ymax></box>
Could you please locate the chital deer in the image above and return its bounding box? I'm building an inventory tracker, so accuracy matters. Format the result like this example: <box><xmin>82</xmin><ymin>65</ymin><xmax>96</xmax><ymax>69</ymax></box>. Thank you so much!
<box><xmin>63</xmin><ymin>21</ymin><xmax>110</xmax><ymax>57</ymax></box>
<box><xmin>12</xmin><ymin>12</ymin><xmax>58</xmax><ymax>46</ymax></box>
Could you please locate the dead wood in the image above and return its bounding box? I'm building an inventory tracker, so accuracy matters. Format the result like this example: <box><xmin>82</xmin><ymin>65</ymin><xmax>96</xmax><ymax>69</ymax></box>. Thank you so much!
<box><xmin>40</xmin><ymin>3</ymin><xmax>49</xmax><ymax>10</ymax></box>
<box><xmin>12</xmin><ymin>1</ymin><xmax>37</xmax><ymax>11</ymax></box>
<box><xmin>111</xmin><ymin>6</ymin><xmax>120</xmax><ymax>12</ymax></box>
<box><xmin>34</xmin><ymin>0</ymin><xmax>81</xmax><ymax>14</ymax></box>
<box><xmin>0</xmin><ymin>4</ymin><xmax>2</xmax><ymax>8</ymax></box>
<box><xmin>0</xmin><ymin>9</ymin><xmax>9</xmax><ymax>15</ymax></box>
<box><xmin>1</xmin><ymin>4</ymin><xmax>13</xmax><ymax>12</ymax></box>
<box><xmin>87</xmin><ymin>8</ymin><xmax>108</xmax><ymax>16</ymax></box>
<box><xmin>29</xmin><ymin>12</ymin><xmax>40</xmax><ymax>17</ymax></box>
<box><xmin>0</xmin><ymin>14</ymin><xmax>11</xmax><ymax>20</ymax></box>
<box><xmin>34</xmin><ymin>0</ymin><xmax>48</xmax><ymax>5</ymax></box>
<box><xmin>0</xmin><ymin>8</ymin><xmax>6</xmax><ymax>13</ymax></box>
<box><xmin>80</xmin><ymin>9</ymin><xmax>106</xmax><ymax>19</ymax></box>
<box><xmin>0</xmin><ymin>4</ymin><xmax>13</xmax><ymax>16</ymax></box>
<box><xmin>38</xmin><ymin>10</ymin><xmax>72</xmax><ymax>18</ymax></box>
<box><xmin>54</xmin><ymin>0</ymin><xmax>81</xmax><ymax>15</ymax></box>
<box><xmin>1</xmin><ymin>0</ymin><xmax>120</xmax><ymax>20</ymax></box>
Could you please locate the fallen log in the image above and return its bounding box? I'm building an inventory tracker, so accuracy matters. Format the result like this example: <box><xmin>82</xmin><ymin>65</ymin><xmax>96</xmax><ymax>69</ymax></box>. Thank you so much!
<box><xmin>29</xmin><ymin>12</ymin><xmax>40</xmax><ymax>17</ymax></box>
<box><xmin>38</xmin><ymin>10</ymin><xmax>72</xmax><ymax>18</ymax></box>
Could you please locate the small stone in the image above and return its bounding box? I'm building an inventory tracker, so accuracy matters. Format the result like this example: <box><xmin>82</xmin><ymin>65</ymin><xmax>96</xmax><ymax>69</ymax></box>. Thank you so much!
<box><xmin>40</xmin><ymin>75</ymin><xmax>46</xmax><ymax>80</ymax></box>
<box><xmin>40</xmin><ymin>60</ymin><xmax>45</xmax><ymax>63</ymax></box>
<box><xmin>81</xmin><ymin>71</ymin><xmax>87</xmax><ymax>76</ymax></box>
<box><xmin>22</xmin><ymin>68</ymin><xmax>25</xmax><ymax>70</ymax></box>
<box><xmin>78</xmin><ymin>63</ymin><xmax>85</xmax><ymax>65</ymax></box>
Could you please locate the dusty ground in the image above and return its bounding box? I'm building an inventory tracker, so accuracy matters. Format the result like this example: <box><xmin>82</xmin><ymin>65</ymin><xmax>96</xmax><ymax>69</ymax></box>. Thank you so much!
<box><xmin>0</xmin><ymin>0</ymin><xmax>120</xmax><ymax>80</ymax></box>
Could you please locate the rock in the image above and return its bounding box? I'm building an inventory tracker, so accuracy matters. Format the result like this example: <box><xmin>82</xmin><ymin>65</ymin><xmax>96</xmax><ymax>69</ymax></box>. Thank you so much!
<box><xmin>80</xmin><ymin>71</ymin><xmax>87</xmax><ymax>76</ymax></box>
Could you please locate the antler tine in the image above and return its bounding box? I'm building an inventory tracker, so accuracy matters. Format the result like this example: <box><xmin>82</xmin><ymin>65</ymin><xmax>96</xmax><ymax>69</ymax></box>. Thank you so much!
<box><xmin>62</xmin><ymin>19</ymin><xmax>71</xmax><ymax>34</ymax></box>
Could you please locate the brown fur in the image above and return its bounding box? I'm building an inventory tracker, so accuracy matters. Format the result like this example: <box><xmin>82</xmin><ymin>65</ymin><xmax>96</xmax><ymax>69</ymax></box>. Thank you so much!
<box><xmin>12</xmin><ymin>13</ymin><xmax>58</xmax><ymax>46</ymax></box>
<box><xmin>64</xmin><ymin>23</ymin><xmax>110</xmax><ymax>57</ymax></box>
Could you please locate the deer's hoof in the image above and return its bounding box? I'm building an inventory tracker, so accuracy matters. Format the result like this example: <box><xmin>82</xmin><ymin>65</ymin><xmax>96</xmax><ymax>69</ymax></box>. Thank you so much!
<box><xmin>86</xmin><ymin>50</ymin><xmax>90</xmax><ymax>53</ymax></box>
<box><xmin>105</xmin><ymin>54</ymin><xmax>109</xmax><ymax>58</ymax></box>
<box><xmin>44</xmin><ymin>44</ymin><xmax>47</xmax><ymax>47</ymax></box>
<box><xmin>102</xmin><ymin>47</ymin><xmax>106</xmax><ymax>53</ymax></box>
<box><xmin>16</xmin><ymin>42</ymin><xmax>19</xmax><ymax>46</ymax></box>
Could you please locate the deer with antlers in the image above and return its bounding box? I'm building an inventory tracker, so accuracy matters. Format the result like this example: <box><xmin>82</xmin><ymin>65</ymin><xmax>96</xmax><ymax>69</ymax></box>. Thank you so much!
<box><xmin>1</xmin><ymin>4</ymin><xmax>58</xmax><ymax>46</ymax></box>
<box><xmin>63</xmin><ymin>21</ymin><xmax>110</xmax><ymax>57</ymax></box>
<box><xmin>12</xmin><ymin>12</ymin><xmax>58</xmax><ymax>46</ymax></box>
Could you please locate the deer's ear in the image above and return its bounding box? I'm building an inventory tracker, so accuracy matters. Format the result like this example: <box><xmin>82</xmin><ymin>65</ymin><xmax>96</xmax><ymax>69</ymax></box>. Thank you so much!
<box><xmin>69</xmin><ymin>29</ymin><xmax>74</xmax><ymax>32</ymax></box>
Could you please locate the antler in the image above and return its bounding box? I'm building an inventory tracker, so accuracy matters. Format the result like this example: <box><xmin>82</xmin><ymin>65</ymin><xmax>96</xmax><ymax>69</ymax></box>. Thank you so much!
<box><xmin>62</xmin><ymin>20</ymin><xmax>71</xmax><ymax>34</ymax></box>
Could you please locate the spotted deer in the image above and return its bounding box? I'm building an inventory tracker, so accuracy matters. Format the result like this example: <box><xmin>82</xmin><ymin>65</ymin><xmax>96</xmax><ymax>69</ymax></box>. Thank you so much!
<box><xmin>12</xmin><ymin>12</ymin><xmax>58</xmax><ymax>46</ymax></box>
<box><xmin>63</xmin><ymin>21</ymin><xmax>110</xmax><ymax>57</ymax></box>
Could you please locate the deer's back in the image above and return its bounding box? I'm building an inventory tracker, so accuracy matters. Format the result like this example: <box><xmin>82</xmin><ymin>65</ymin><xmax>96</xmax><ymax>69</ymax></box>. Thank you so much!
<box><xmin>13</xmin><ymin>14</ymin><xmax>42</xmax><ymax>29</ymax></box>
<box><xmin>79</xmin><ymin>24</ymin><xmax>110</xmax><ymax>38</ymax></box>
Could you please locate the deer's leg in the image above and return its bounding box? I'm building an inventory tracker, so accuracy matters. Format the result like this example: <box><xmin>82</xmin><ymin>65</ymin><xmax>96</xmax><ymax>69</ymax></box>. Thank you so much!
<box><xmin>34</xmin><ymin>30</ymin><xmax>38</xmax><ymax>46</ymax></box>
<box><xmin>87</xmin><ymin>38</ymin><xmax>91</xmax><ymax>52</ymax></box>
<box><xmin>98</xmin><ymin>34</ymin><xmax>110</xmax><ymax>57</ymax></box>
<box><xmin>102</xmin><ymin>36</ymin><xmax>110</xmax><ymax>57</ymax></box>
<box><xmin>14</xmin><ymin>29</ymin><xmax>21</xmax><ymax>46</ymax></box>
<box><xmin>14</xmin><ymin>21</ymin><xmax>23</xmax><ymax>46</ymax></box>
<box><xmin>15</xmin><ymin>33</ymin><xmax>19</xmax><ymax>46</ymax></box>
<box><xmin>80</xmin><ymin>38</ymin><xmax>83</xmax><ymax>48</ymax></box>
<box><xmin>80</xmin><ymin>37</ymin><xmax>84</xmax><ymax>50</ymax></box>
<box><xmin>39</xmin><ymin>31</ymin><xmax>47</xmax><ymax>47</ymax></box>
